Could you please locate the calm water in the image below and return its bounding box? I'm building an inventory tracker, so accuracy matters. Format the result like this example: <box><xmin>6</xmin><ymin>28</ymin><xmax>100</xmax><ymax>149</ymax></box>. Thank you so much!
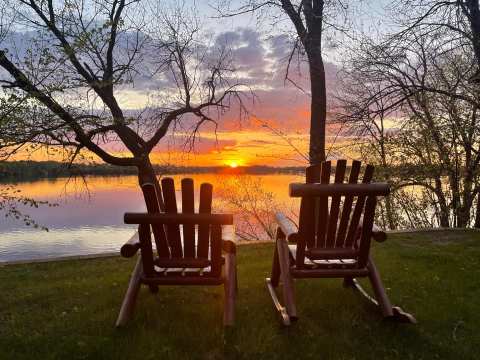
<box><xmin>0</xmin><ymin>174</ymin><xmax>302</xmax><ymax>262</ymax></box>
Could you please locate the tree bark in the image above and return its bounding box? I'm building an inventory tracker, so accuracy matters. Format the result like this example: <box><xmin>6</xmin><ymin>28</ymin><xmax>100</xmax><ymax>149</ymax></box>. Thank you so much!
<box><xmin>474</xmin><ymin>193</ymin><xmax>480</xmax><ymax>228</ymax></box>
<box><xmin>465</xmin><ymin>0</ymin><xmax>480</xmax><ymax>82</ymax></box>
<box><xmin>137</xmin><ymin>157</ymin><xmax>164</xmax><ymax>211</ymax></box>
<box><xmin>457</xmin><ymin>170</ymin><xmax>474</xmax><ymax>227</ymax></box>
<box><xmin>434</xmin><ymin>177</ymin><xmax>450</xmax><ymax>227</ymax></box>
<box><xmin>384</xmin><ymin>196</ymin><xmax>397</xmax><ymax>230</ymax></box>
<box><xmin>308</xmin><ymin>53</ymin><xmax>327</xmax><ymax>165</ymax></box>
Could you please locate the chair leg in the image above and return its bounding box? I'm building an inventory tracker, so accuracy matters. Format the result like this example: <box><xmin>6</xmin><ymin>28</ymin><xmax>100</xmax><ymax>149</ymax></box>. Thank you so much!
<box><xmin>235</xmin><ymin>259</ymin><xmax>239</xmax><ymax>295</ymax></box>
<box><xmin>116</xmin><ymin>257</ymin><xmax>143</xmax><ymax>328</ymax></box>
<box><xmin>223</xmin><ymin>252</ymin><xmax>236</xmax><ymax>326</ymax></box>
<box><xmin>343</xmin><ymin>277</ymin><xmax>355</xmax><ymax>288</ymax></box>
<box><xmin>266</xmin><ymin>277</ymin><xmax>291</xmax><ymax>326</ymax></box>
<box><xmin>266</xmin><ymin>233</ymin><xmax>297</xmax><ymax>326</ymax></box>
<box><xmin>277</xmin><ymin>237</ymin><xmax>297</xmax><ymax>321</ymax></box>
<box><xmin>367</xmin><ymin>258</ymin><xmax>416</xmax><ymax>323</ymax></box>
<box><xmin>367</xmin><ymin>259</ymin><xmax>393</xmax><ymax>317</ymax></box>
<box><xmin>270</xmin><ymin>243</ymin><xmax>281</xmax><ymax>287</ymax></box>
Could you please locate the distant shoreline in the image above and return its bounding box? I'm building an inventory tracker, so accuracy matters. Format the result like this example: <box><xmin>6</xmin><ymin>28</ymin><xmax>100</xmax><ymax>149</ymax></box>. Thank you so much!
<box><xmin>0</xmin><ymin>160</ymin><xmax>306</xmax><ymax>182</ymax></box>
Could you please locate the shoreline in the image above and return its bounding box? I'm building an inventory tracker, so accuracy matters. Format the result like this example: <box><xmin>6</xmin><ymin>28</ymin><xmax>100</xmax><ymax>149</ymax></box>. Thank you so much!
<box><xmin>0</xmin><ymin>161</ymin><xmax>306</xmax><ymax>183</ymax></box>
<box><xmin>2</xmin><ymin>227</ymin><xmax>478</xmax><ymax>266</ymax></box>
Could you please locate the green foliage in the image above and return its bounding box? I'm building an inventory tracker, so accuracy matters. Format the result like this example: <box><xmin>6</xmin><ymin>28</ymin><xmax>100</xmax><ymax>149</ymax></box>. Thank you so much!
<box><xmin>0</xmin><ymin>185</ymin><xmax>56</xmax><ymax>230</ymax></box>
<box><xmin>1</xmin><ymin>230</ymin><xmax>479</xmax><ymax>359</ymax></box>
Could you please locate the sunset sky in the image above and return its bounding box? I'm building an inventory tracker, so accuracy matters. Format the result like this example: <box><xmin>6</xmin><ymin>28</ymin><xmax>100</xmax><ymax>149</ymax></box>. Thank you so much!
<box><xmin>6</xmin><ymin>0</ymin><xmax>390</xmax><ymax>167</ymax></box>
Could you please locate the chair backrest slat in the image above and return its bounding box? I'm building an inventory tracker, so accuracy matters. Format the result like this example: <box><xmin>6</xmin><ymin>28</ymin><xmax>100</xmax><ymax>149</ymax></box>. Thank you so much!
<box><xmin>197</xmin><ymin>183</ymin><xmax>213</xmax><ymax>259</ymax></box>
<box><xmin>315</xmin><ymin>161</ymin><xmax>331</xmax><ymax>248</ymax></box>
<box><xmin>344</xmin><ymin>164</ymin><xmax>374</xmax><ymax>248</ymax></box>
<box><xmin>305</xmin><ymin>166</ymin><xmax>321</xmax><ymax>250</ymax></box>
<box><xmin>297</xmin><ymin>165</ymin><xmax>320</xmax><ymax>267</ymax></box>
<box><xmin>181</xmin><ymin>178</ymin><xmax>196</xmax><ymax>258</ymax></box>
<box><xmin>357</xmin><ymin>196</ymin><xmax>377</xmax><ymax>267</ymax></box>
<box><xmin>336</xmin><ymin>160</ymin><xmax>362</xmax><ymax>247</ymax></box>
<box><xmin>306</xmin><ymin>165</ymin><xmax>320</xmax><ymax>183</ymax></box>
<box><xmin>141</xmin><ymin>183</ymin><xmax>170</xmax><ymax>258</ymax></box>
<box><xmin>135</xmin><ymin>178</ymin><xmax>224</xmax><ymax>278</ymax></box>
<box><xmin>298</xmin><ymin>165</ymin><xmax>319</xmax><ymax>257</ymax></box>
<box><xmin>138</xmin><ymin>222</ymin><xmax>155</xmax><ymax>276</ymax></box>
<box><xmin>210</xmin><ymin>224</ymin><xmax>223</xmax><ymax>277</ymax></box>
<box><xmin>325</xmin><ymin>160</ymin><xmax>347</xmax><ymax>248</ymax></box>
<box><xmin>161</xmin><ymin>177</ymin><xmax>183</xmax><ymax>258</ymax></box>
<box><xmin>295</xmin><ymin>160</ymin><xmax>386</xmax><ymax>269</ymax></box>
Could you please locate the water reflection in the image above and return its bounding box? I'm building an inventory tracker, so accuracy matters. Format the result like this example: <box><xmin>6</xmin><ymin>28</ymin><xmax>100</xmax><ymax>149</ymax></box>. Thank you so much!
<box><xmin>0</xmin><ymin>174</ymin><xmax>302</xmax><ymax>262</ymax></box>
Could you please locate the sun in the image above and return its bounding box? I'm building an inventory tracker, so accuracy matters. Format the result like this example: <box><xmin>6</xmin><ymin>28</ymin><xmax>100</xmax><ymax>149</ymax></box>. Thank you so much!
<box><xmin>229</xmin><ymin>161</ymin><xmax>238</xmax><ymax>168</ymax></box>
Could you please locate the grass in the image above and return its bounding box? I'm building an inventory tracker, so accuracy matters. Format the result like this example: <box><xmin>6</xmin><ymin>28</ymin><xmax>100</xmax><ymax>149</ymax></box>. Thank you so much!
<box><xmin>1</xmin><ymin>230</ymin><xmax>479</xmax><ymax>360</ymax></box>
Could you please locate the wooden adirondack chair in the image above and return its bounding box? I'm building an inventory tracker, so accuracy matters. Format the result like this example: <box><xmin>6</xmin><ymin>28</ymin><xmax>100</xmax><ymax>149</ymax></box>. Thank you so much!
<box><xmin>116</xmin><ymin>177</ymin><xmax>237</xmax><ymax>327</ymax></box>
<box><xmin>266</xmin><ymin>160</ymin><xmax>416</xmax><ymax>325</ymax></box>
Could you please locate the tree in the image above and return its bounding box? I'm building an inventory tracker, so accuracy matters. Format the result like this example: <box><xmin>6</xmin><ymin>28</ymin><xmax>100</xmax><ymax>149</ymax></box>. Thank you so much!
<box><xmin>1</xmin><ymin>185</ymin><xmax>55</xmax><ymax>230</ymax></box>
<box><xmin>0</xmin><ymin>0</ymin><xmax>245</xmax><ymax>208</ymax></box>
<box><xmin>337</xmin><ymin>27</ymin><xmax>480</xmax><ymax>228</ymax></box>
<box><xmin>391</xmin><ymin>0</ymin><xmax>480</xmax><ymax>83</ymax></box>
<box><xmin>335</xmin><ymin>69</ymin><xmax>400</xmax><ymax>229</ymax></box>
<box><xmin>217</xmin><ymin>0</ymin><xmax>354</xmax><ymax>165</ymax></box>
<box><xmin>217</xmin><ymin>175</ymin><xmax>299</xmax><ymax>240</ymax></box>
<box><xmin>217</xmin><ymin>176</ymin><xmax>278</xmax><ymax>241</ymax></box>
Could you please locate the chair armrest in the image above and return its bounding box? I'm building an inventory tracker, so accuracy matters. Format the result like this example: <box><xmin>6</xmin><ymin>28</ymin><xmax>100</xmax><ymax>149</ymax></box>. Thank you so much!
<box><xmin>358</xmin><ymin>215</ymin><xmax>387</xmax><ymax>243</ymax></box>
<box><xmin>372</xmin><ymin>224</ymin><xmax>387</xmax><ymax>242</ymax></box>
<box><xmin>222</xmin><ymin>240</ymin><xmax>236</xmax><ymax>254</ymax></box>
<box><xmin>120</xmin><ymin>232</ymin><xmax>141</xmax><ymax>258</ymax></box>
<box><xmin>275</xmin><ymin>212</ymin><xmax>299</xmax><ymax>242</ymax></box>
<box><xmin>124</xmin><ymin>212</ymin><xmax>233</xmax><ymax>225</ymax></box>
<box><xmin>222</xmin><ymin>225</ymin><xmax>236</xmax><ymax>254</ymax></box>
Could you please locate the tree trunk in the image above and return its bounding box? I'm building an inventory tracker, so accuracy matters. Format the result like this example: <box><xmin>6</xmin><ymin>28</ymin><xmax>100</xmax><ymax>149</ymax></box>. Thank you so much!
<box><xmin>308</xmin><ymin>53</ymin><xmax>327</xmax><ymax>165</ymax></box>
<box><xmin>474</xmin><ymin>193</ymin><xmax>480</xmax><ymax>228</ymax></box>
<box><xmin>434</xmin><ymin>177</ymin><xmax>450</xmax><ymax>227</ymax></box>
<box><xmin>384</xmin><ymin>196</ymin><xmax>397</xmax><ymax>230</ymax></box>
<box><xmin>466</xmin><ymin>0</ymin><xmax>480</xmax><ymax>82</ymax></box>
<box><xmin>457</xmin><ymin>192</ymin><xmax>473</xmax><ymax>228</ymax></box>
<box><xmin>382</xmin><ymin>169</ymin><xmax>397</xmax><ymax>230</ymax></box>
<box><xmin>137</xmin><ymin>157</ymin><xmax>164</xmax><ymax>211</ymax></box>
<box><xmin>457</xmin><ymin>207</ymin><xmax>470</xmax><ymax>227</ymax></box>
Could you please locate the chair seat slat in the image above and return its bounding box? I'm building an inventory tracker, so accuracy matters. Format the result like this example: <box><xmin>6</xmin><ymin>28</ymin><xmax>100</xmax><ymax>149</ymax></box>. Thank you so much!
<box><xmin>154</xmin><ymin>258</ymin><xmax>211</xmax><ymax>268</ymax></box>
<box><xmin>288</xmin><ymin>245</ymin><xmax>359</xmax><ymax>269</ymax></box>
<box><xmin>305</xmin><ymin>247</ymin><xmax>358</xmax><ymax>260</ymax></box>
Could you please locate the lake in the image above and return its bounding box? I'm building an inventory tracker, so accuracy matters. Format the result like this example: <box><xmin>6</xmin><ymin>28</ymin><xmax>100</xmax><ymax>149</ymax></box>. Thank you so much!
<box><xmin>0</xmin><ymin>174</ymin><xmax>303</xmax><ymax>262</ymax></box>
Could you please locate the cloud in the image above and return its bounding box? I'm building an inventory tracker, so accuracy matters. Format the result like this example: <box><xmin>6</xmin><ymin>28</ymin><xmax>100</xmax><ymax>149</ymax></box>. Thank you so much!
<box><xmin>215</xmin><ymin>28</ymin><xmax>267</xmax><ymax>71</ymax></box>
<box><xmin>152</xmin><ymin>134</ymin><xmax>237</xmax><ymax>154</ymax></box>
<box><xmin>2</xmin><ymin>26</ymin><xmax>342</xmax><ymax>166</ymax></box>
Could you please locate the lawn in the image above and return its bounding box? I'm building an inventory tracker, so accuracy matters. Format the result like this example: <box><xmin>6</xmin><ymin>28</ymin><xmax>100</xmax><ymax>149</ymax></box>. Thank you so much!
<box><xmin>1</xmin><ymin>230</ymin><xmax>479</xmax><ymax>360</ymax></box>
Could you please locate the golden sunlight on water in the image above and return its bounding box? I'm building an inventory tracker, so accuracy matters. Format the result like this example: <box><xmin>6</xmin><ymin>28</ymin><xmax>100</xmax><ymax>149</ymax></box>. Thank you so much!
<box><xmin>13</xmin><ymin>173</ymin><xmax>304</xmax><ymax>204</ymax></box>
<box><xmin>0</xmin><ymin>173</ymin><xmax>304</xmax><ymax>262</ymax></box>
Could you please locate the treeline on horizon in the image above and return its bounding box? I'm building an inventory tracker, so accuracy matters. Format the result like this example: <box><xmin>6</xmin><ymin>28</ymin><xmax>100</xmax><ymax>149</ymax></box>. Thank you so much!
<box><xmin>0</xmin><ymin>161</ymin><xmax>307</xmax><ymax>181</ymax></box>
<box><xmin>0</xmin><ymin>160</ymin><xmax>445</xmax><ymax>183</ymax></box>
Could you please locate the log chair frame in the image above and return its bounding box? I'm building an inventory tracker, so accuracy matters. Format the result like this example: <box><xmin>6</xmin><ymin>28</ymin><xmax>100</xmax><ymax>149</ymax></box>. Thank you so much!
<box><xmin>266</xmin><ymin>160</ymin><xmax>416</xmax><ymax>326</ymax></box>
<box><xmin>116</xmin><ymin>178</ymin><xmax>237</xmax><ymax>327</ymax></box>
